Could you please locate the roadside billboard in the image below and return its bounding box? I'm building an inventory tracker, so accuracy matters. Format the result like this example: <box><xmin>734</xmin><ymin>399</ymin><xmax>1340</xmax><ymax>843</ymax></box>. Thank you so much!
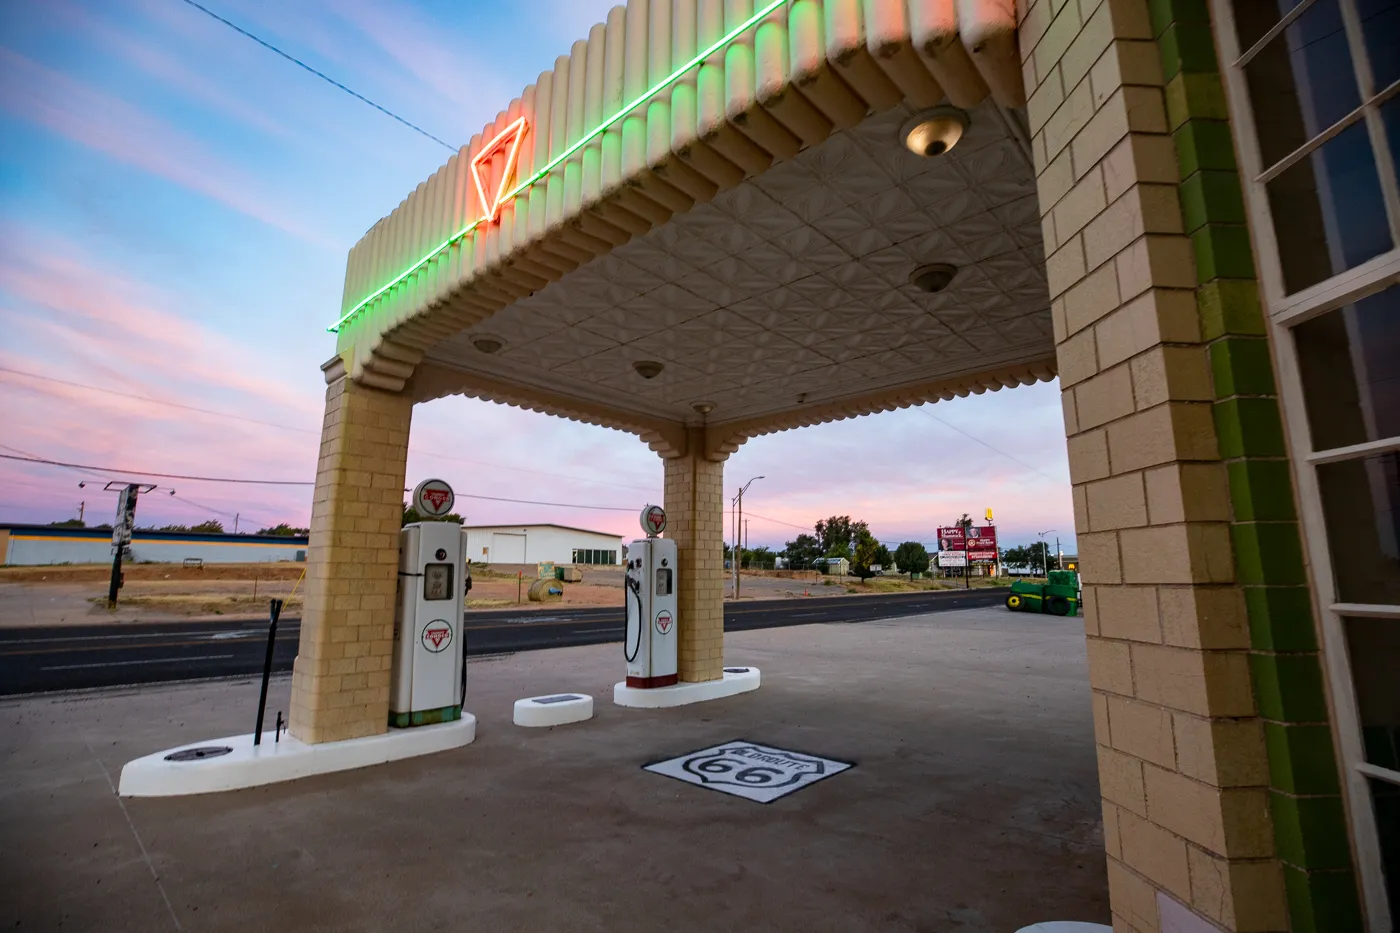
<box><xmin>938</xmin><ymin>526</ymin><xmax>997</xmax><ymax>562</ymax></box>
<box><xmin>966</xmin><ymin>525</ymin><xmax>997</xmax><ymax>561</ymax></box>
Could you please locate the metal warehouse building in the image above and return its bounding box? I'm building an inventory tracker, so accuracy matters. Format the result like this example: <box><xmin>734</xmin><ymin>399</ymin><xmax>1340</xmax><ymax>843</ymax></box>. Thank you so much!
<box><xmin>461</xmin><ymin>524</ymin><xmax>622</xmax><ymax>566</ymax></box>
<box><xmin>0</xmin><ymin>525</ymin><xmax>308</xmax><ymax>566</ymax></box>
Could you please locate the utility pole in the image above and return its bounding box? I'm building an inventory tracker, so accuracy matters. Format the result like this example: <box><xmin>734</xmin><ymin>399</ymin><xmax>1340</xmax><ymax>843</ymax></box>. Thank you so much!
<box><xmin>78</xmin><ymin>501</ymin><xmax>84</xmax><ymax>524</ymax></box>
<box><xmin>732</xmin><ymin>476</ymin><xmax>764</xmax><ymax>601</ymax></box>
<box><xmin>744</xmin><ymin>519</ymin><xmax>749</xmax><ymax>554</ymax></box>
<box><xmin>106</xmin><ymin>483</ymin><xmax>145</xmax><ymax>609</ymax></box>
<box><xmin>1055</xmin><ymin>536</ymin><xmax>1061</xmax><ymax>570</ymax></box>
<box><xmin>234</xmin><ymin>512</ymin><xmax>240</xmax><ymax>534</ymax></box>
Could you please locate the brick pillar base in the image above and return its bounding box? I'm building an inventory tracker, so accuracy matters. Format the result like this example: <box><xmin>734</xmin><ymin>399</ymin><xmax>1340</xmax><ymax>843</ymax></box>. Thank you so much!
<box><xmin>663</xmin><ymin>428</ymin><xmax>725</xmax><ymax>683</ymax></box>
<box><xmin>290</xmin><ymin>369</ymin><xmax>412</xmax><ymax>744</ymax></box>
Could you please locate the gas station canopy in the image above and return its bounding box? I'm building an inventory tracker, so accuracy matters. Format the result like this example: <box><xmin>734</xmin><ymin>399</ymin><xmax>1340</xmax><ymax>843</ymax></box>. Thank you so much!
<box><xmin>328</xmin><ymin>0</ymin><xmax>1054</xmax><ymax>455</ymax></box>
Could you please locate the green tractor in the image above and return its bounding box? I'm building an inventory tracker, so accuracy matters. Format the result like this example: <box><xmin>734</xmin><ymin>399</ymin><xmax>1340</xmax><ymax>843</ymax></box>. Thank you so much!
<box><xmin>1006</xmin><ymin>570</ymin><xmax>1081</xmax><ymax>616</ymax></box>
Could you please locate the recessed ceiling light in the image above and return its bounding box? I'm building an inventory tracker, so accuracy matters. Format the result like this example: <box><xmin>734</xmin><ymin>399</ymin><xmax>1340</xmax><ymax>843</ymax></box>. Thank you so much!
<box><xmin>472</xmin><ymin>336</ymin><xmax>504</xmax><ymax>354</ymax></box>
<box><xmin>900</xmin><ymin>107</ymin><xmax>969</xmax><ymax>157</ymax></box>
<box><xmin>633</xmin><ymin>361</ymin><xmax>664</xmax><ymax>379</ymax></box>
<box><xmin>693</xmin><ymin>402</ymin><xmax>715</xmax><ymax>414</ymax></box>
<box><xmin>910</xmin><ymin>263</ymin><xmax>958</xmax><ymax>293</ymax></box>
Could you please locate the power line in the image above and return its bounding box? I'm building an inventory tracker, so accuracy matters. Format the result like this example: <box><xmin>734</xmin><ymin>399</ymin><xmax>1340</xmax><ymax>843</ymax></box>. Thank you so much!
<box><xmin>176</xmin><ymin>0</ymin><xmax>457</xmax><ymax>152</ymax></box>
<box><xmin>0</xmin><ymin>366</ymin><xmax>660</xmax><ymax>491</ymax></box>
<box><xmin>0</xmin><ymin>366</ymin><xmax>315</xmax><ymax>434</ymax></box>
<box><xmin>916</xmin><ymin>408</ymin><xmax>1065</xmax><ymax>484</ymax></box>
<box><xmin>455</xmin><ymin>493</ymin><xmax>634</xmax><ymax>513</ymax></box>
<box><xmin>1</xmin><ymin>452</ymin><xmax>313</xmax><ymax>486</ymax></box>
<box><xmin>743</xmin><ymin>510</ymin><xmax>811</xmax><ymax>532</ymax></box>
<box><xmin>1</xmin><ymin>452</ymin><xmax>640</xmax><ymax>512</ymax></box>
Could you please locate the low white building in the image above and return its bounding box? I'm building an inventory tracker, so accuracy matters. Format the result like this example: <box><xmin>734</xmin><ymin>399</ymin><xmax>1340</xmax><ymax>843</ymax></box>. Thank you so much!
<box><xmin>461</xmin><ymin>523</ymin><xmax>622</xmax><ymax>566</ymax></box>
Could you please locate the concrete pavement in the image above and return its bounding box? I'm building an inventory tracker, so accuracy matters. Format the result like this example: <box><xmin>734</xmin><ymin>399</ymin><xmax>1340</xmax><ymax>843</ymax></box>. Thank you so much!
<box><xmin>0</xmin><ymin>607</ymin><xmax>1108</xmax><ymax>931</ymax></box>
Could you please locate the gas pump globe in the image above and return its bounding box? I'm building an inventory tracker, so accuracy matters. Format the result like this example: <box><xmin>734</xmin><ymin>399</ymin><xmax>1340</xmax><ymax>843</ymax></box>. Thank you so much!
<box><xmin>624</xmin><ymin>505</ymin><xmax>679</xmax><ymax>688</ymax></box>
<box><xmin>390</xmin><ymin>479</ymin><xmax>468</xmax><ymax>727</ymax></box>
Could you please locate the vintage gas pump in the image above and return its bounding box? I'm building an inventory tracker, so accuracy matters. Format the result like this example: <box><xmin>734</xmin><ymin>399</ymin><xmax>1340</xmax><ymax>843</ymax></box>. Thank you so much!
<box><xmin>390</xmin><ymin>479</ymin><xmax>468</xmax><ymax>727</ymax></box>
<box><xmin>624</xmin><ymin>505</ymin><xmax>678</xmax><ymax>688</ymax></box>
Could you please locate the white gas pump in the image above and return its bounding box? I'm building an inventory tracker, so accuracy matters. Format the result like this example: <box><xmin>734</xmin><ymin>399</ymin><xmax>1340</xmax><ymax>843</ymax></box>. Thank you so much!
<box><xmin>391</xmin><ymin>479</ymin><xmax>468</xmax><ymax>728</ymax></box>
<box><xmin>624</xmin><ymin>505</ymin><xmax>678</xmax><ymax>688</ymax></box>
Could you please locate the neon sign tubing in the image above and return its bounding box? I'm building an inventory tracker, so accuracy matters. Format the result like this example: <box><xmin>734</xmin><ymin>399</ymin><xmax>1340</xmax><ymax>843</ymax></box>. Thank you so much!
<box><xmin>329</xmin><ymin>0</ymin><xmax>790</xmax><ymax>333</ymax></box>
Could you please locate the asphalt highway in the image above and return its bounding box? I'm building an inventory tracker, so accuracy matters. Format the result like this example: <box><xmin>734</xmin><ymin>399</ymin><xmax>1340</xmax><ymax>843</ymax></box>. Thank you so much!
<box><xmin>0</xmin><ymin>587</ymin><xmax>1007</xmax><ymax>695</ymax></box>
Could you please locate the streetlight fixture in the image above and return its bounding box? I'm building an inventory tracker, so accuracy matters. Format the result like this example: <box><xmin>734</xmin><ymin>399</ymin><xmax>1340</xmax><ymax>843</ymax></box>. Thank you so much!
<box><xmin>1037</xmin><ymin>529</ymin><xmax>1056</xmax><ymax>579</ymax></box>
<box><xmin>732</xmin><ymin>476</ymin><xmax>764</xmax><ymax>600</ymax></box>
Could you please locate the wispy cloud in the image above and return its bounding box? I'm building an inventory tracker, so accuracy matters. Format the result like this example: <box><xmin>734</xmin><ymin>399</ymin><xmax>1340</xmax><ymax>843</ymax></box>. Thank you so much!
<box><xmin>53</xmin><ymin>0</ymin><xmax>296</xmax><ymax>142</ymax></box>
<box><xmin>331</xmin><ymin>0</ymin><xmax>514</xmax><ymax>118</ymax></box>
<box><xmin>0</xmin><ymin>48</ymin><xmax>330</xmax><ymax>246</ymax></box>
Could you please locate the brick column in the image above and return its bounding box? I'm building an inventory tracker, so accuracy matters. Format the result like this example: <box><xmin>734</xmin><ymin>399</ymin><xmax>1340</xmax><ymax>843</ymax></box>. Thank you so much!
<box><xmin>290</xmin><ymin>368</ymin><xmax>412</xmax><ymax>744</ymax></box>
<box><xmin>1018</xmin><ymin>0</ymin><xmax>1304</xmax><ymax>929</ymax></box>
<box><xmin>662</xmin><ymin>428</ymin><xmax>725</xmax><ymax>683</ymax></box>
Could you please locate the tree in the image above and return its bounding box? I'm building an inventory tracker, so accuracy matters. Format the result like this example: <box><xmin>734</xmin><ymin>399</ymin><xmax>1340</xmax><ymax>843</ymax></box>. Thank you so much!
<box><xmin>257</xmin><ymin>523</ymin><xmax>310</xmax><ymax>536</ymax></box>
<box><xmin>873</xmin><ymin>543</ymin><xmax>892</xmax><ymax>569</ymax></box>
<box><xmin>893</xmin><ymin>541</ymin><xmax>931</xmax><ymax>580</ymax></box>
<box><xmin>742</xmin><ymin>546</ymin><xmax>775</xmax><ymax>569</ymax></box>
<box><xmin>782</xmin><ymin>533</ymin><xmax>822</xmax><ymax>568</ymax></box>
<box><xmin>190</xmin><ymin>520</ymin><xmax>224</xmax><ymax>534</ymax></box>
<box><xmin>851</xmin><ymin>529</ymin><xmax>882</xmax><ymax>580</ymax></box>
<box><xmin>1002</xmin><ymin>544</ymin><xmax>1046</xmax><ymax>574</ymax></box>
<box><xmin>815</xmin><ymin>515</ymin><xmax>868</xmax><ymax>557</ymax></box>
<box><xmin>48</xmin><ymin>518</ymin><xmax>85</xmax><ymax>528</ymax></box>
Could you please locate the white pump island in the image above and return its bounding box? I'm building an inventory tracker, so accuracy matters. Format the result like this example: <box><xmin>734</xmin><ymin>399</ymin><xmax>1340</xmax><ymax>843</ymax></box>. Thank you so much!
<box><xmin>117</xmin><ymin>479</ymin><xmax>476</xmax><ymax>797</ymax></box>
<box><xmin>614</xmin><ymin>505</ymin><xmax>760</xmax><ymax>709</ymax></box>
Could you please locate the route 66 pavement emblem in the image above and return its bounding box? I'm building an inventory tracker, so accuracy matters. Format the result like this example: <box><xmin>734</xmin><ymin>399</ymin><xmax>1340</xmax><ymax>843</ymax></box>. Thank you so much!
<box><xmin>644</xmin><ymin>740</ymin><xmax>852</xmax><ymax>803</ymax></box>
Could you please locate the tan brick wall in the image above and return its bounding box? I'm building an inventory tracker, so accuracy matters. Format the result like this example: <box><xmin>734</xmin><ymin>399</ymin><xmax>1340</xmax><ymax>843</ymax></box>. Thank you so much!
<box><xmin>290</xmin><ymin>374</ymin><xmax>412</xmax><ymax>744</ymax></box>
<box><xmin>663</xmin><ymin>428</ymin><xmax>724</xmax><ymax>683</ymax></box>
<box><xmin>1020</xmin><ymin>0</ymin><xmax>1287</xmax><ymax>929</ymax></box>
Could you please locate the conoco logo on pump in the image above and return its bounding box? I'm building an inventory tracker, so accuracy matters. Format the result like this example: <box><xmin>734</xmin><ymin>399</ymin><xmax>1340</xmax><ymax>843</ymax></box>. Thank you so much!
<box><xmin>412</xmin><ymin>478</ymin><xmax>456</xmax><ymax>517</ymax></box>
<box><xmin>421</xmin><ymin>621</ymin><xmax>452</xmax><ymax>653</ymax></box>
<box><xmin>640</xmin><ymin>505</ymin><xmax>667</xmax><ymax>536</ymax></box>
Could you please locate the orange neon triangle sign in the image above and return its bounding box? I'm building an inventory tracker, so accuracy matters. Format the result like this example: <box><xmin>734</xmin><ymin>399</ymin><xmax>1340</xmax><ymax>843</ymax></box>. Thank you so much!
<box><xmin>470</xmin><ymin>116</ymin><xmax>529</xmax><ymax>225</ymax></box>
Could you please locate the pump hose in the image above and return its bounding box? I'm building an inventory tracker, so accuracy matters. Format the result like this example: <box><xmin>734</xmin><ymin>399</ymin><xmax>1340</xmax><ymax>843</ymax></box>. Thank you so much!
<box><xmin>624</xmin><ymin>573</ymin><xmax>643</xmax><ymax>664</ymax></box>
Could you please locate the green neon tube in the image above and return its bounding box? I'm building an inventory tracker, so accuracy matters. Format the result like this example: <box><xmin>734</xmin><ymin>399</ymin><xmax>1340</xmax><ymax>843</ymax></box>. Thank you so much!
<box><xmin>329</xmin><ymin>0</ymin><xmax>789</xmax><ymax>333</ymax></box>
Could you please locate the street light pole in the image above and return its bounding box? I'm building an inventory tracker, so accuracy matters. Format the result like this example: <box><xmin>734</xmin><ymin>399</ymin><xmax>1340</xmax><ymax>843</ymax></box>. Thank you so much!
<box><xmin>1037</xmin><ymin>529</ymin><xmax>1056</xmax><ymax>579</ymax></box>
<box><xmin>732</xmin><ymin>476</ymin><xmax>764</xmax><ymax>601</ymax></box>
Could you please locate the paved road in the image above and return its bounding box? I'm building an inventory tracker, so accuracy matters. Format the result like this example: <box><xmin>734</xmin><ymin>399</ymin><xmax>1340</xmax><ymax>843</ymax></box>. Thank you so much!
<box><xmin>0</xmin><ymin>588</ymin><xmax>1007</xmax><ymax>695</ymax></box>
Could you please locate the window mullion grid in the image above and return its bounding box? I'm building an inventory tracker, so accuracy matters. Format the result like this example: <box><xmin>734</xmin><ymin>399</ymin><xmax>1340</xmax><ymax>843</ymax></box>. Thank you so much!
<box><xmin>1271</xmin><ymin>324</ymin><xmax>1396</xmax><ymax>930</ymax></box>
<box><xmin>1337</xmin><ymin>0</ymin><xmax>1400</xmax><ymax>247</ymax></box>
<box><xmin>1235</xmin><ymin>0</ymin><xmax>1321</xmax><ymax>67</ymax></box>
<box><xmin>1255</xmin><ymin>102</ymin><xmax>1369</xmax><ymax>185</ymax></box>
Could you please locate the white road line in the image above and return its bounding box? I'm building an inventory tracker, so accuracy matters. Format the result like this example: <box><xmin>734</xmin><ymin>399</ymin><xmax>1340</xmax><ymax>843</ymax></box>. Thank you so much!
<box><xmin>41</xmin><ymin>654</ymin><xmax>235</xmax><ymax>671</ymax></box>
<box><xmin>4</xmin><ymin>627</ymin><xmax>295</xmax><ymax>645</ymax></box>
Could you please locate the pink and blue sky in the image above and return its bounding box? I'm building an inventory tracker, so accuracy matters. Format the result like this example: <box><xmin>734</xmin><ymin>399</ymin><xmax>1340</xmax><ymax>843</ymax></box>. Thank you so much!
<box><xmin>0</xmin><ymin>0</ymin><xmax>1074</xmax><ymax>554</ymax></box>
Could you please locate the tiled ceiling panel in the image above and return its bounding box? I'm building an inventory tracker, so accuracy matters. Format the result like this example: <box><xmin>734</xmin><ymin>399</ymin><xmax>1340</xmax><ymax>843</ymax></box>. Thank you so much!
<box><xmin>424</xmin><ymin>102</ymin><xmax>1052</xmax><ymax>425</ymax></box>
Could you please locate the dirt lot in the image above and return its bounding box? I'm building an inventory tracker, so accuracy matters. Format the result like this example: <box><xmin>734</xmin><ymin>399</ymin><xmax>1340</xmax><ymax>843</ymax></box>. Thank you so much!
<box><xmin>0</xmin><ymin>563</ymin><xmax>1016</xmax><ymax>627</ymax></box>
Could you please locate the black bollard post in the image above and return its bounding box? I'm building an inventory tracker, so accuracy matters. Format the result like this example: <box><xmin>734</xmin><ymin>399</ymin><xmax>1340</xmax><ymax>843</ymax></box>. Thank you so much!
<box><xmin>253</xmin><ymin>598</ymin><xmax>283</xmax><ymax>746</ymax></box>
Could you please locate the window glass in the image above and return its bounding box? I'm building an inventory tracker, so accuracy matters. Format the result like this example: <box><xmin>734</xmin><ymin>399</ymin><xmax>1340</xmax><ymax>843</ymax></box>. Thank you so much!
<box><xmin>1294</xmin><ymin>283</ymin><xmax>1400</xmax><ymax>448</ymax></box>
<box><xmin>1318</xmin><ymin>455</ymin><xmax>1400</xmax><ymax>604</ymax></box>
<box><xmin>1357</xmin><ymin>0</ymin><xmax>1400</xmax><ymax>91</ymax></box>
<box><xmin>1244</xmin><ymin>0</ymin><xmax>1361</xmax><ymax>168</ymax></box>
<box><xmin>1367</xmin><ymin>776</ymin><xmax>1400</xmax><ymax>916</ymax></box>
<box><xmin>1348</xmin><ymin>617</ymin><xmax>1400</xmax><ymax>770</ymax></box>
<box><xmin>1385</xmin><ymin>97</ymin><xmax>1400</xmax><ymax>184</ymax></box>
<box><xmin>1234</xmin><ymin>0</ymin><xmax>1311</xmax><ymax>56</ymax></box>
<box><xmin>1266</xmin><ymin>122</ymin><xmax>1392</xmax><ymax>293</ymax></box>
